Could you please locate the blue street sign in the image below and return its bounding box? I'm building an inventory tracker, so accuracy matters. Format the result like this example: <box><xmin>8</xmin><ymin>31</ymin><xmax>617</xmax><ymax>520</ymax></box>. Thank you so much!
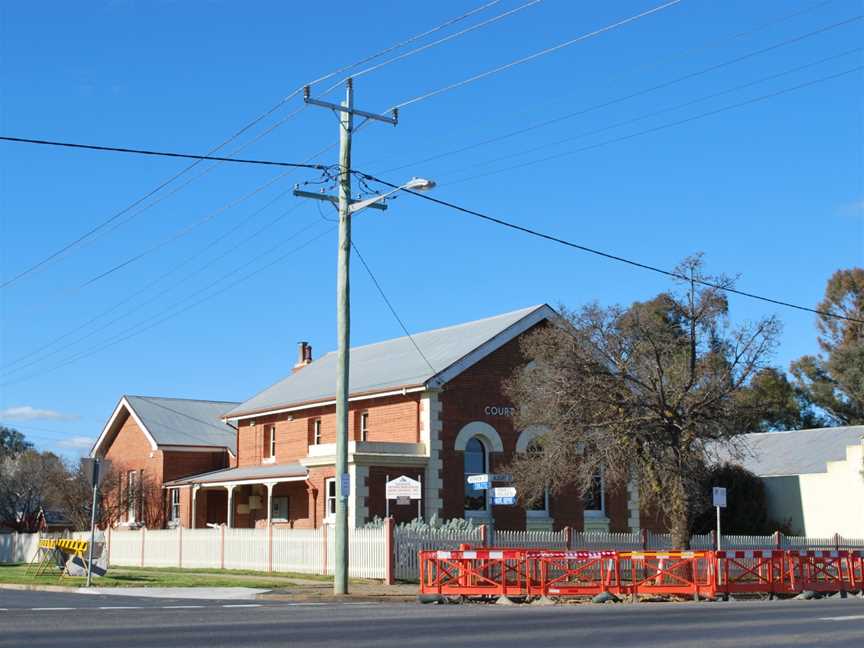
<box><xmin>492</xmin><ymin>496</ymin><xmax>516</xmax><ymax>506</ymax></box>
<box><xmin>491</xmin><ymin>473</ymin><xmax>513</xmax><ymax>483</ymax></box>
<box><xmin>468</xmin><ymin>481</ymin><xmax>489</xmax><ymax>491</ymax></box>
<box><xmin>340</xmin><ymin>473</ymin><xmax>350</xmax><ymax>498</ymax></box>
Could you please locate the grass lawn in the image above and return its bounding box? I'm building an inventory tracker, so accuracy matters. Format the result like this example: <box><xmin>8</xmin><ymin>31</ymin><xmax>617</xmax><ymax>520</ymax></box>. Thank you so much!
<box><xmin>0</xmin><ymin>563</ymin><xmax>349</xmax><ymax>589</ymax></box>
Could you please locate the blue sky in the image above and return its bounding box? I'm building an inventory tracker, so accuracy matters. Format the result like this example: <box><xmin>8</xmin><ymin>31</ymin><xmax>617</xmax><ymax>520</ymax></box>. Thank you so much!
<box><xmin>1</xmin><ymin>0</ymin><xmax>862</xmax><ymax>459</ymax></box>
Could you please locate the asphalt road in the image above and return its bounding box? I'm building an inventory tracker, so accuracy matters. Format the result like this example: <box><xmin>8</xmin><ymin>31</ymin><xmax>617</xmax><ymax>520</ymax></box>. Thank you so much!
<box><xmin>1</xmin><ymin>590</ymin><xmax>862</xmax><ymax>647</ymax></box>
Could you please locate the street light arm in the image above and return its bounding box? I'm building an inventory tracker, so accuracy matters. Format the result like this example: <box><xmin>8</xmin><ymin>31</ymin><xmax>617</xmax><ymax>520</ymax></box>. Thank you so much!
<box><xmin>348</xmin><ymin>177</ymin><xmax>436</xmax><ymax>213</ymax></box>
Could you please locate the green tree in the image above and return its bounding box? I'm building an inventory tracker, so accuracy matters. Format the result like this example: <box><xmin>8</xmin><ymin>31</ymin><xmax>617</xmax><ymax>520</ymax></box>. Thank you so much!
<box><xmin>735</xmin><ymin>367</ymin><xmax>823</xmax><ymax>431</ymax></box>
<box><xmin>791</xmin><ymin>268</ymin><xmax>864</xmax><ymax>425</ymax></box>
<box><xmin>505</xmin><ymin>257</ymin><xmax>780</xmax><ymax>547</ymax></box>
<box><xmin>691</xmin><ymin>463</ymin><xmax>791</xmax><ymax>535</ymax></box>
<box><xmin>0</xmin><ymin>425</ymin><xmax>32</xmax><ymax>459</ymax></box>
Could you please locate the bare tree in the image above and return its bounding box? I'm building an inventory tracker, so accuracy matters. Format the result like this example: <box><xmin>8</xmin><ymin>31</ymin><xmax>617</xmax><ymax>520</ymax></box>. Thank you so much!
<box><xmin>0</xmin><ymin>450</ymin><xmax>68</xmax><ymax>532</ymax></box>
<box><xmin>506</xmin><ymin>257</ymin><xmax>780</xmax><ymax>547</ymax></box>
<box><xmin>96</xmin><ymin>466</ymin><xmax>165</xmax><ymax>529</ymax></box>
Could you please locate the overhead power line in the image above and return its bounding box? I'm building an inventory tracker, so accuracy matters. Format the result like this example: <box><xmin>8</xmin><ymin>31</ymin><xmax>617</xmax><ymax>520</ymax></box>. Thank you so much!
<box><xmin>355</xmin><ymin>171</ymin><xmax>864</xmax><ymax>326</ymax></box>
<box><xmin>0</xmin><ymin>0</ymin><xmax>517</xmax><ymax>290</ymax></box>
<box><xmin>350</xmin><ymin>241</ymin><xmax>438</xmax><ymax>375</ymax></box>
<box><xmin>389</xmin><ymin>0</ymin><xmax>685</xmax><ymax>110</ymax></box>
<box><xmin>443</xmin><ymin>64</ymin><xmax>864</xmax><ymax>186</ymax></box>
<box><xmin>0</xmin><ymin>136</ymin><xmax>330</xmax><ymax>170</ymax></box>
<box><xmin>1</xmin><ymin>223</ymin><xmax>336</xmax><ymax>387</ymax></box>
<box><xmin>378</xmin><ymin>12</ymin><xmax>862</xmax><ymax>175</ymax></box>
<box><xmin>335</xmin><ymin>0</ymin><xmax>545</xmax><ymax>85</ymax></box>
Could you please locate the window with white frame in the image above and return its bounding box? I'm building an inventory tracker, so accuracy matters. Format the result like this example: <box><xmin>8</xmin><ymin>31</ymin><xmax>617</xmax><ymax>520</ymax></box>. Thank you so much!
<box><xmin>169</xmin><ymin>488</ymin><xmax>180</xmax><ymax>522</ymax></box>
<box><xmin>313</xmin><ymin>419</ymin><xmax>322</xmax><ymax>445</ymax></box>
<box><xmin>463</xmin><ymin>437</ymin><xmax>487</xmax><ymax>513</ymax></box>
<box><xmin>583</xmin><ymin>467</ymin><xmax>605</xmax><ymax>516</ymax></box>
<box><xmin>267</xmin><ymin>424</ymin><xmax>277</xmax><ymax>458</ymax></box>
<box><xmin>525</xmin><ymin>441</ymin><xmax>549</xmax><ymax>516</ymax></box>
<box><xmin>324</xmin><ymin>478</ymin><xmax>336</xmax><ymax>520</ymax></box>
<box><xmin>359</xmin><ymin>412</ymin><xmax>369</xmax><ymax>442</ymax></box>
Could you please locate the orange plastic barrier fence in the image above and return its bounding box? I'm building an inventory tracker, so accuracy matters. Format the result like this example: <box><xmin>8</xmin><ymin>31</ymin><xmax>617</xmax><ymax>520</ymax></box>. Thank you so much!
<box><xmin>418</xmin><ymin>547</ymin><xmax>864</xmax><ymax>599</ymax></box>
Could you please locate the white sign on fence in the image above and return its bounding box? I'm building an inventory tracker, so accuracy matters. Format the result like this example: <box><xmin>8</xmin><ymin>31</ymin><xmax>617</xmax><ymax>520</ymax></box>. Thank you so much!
<box><xmin>713</xmin><ymin>487</ymin><xmax>727</xmax><ymax>508</ymax></box>
<box><xmin>493</xmin><ymin>487</ymin><xmax>516</xmax><ymax>498</ymax></box>
<box><xmin>386</xmin><ymin>475</ymin><xmax>422</xmax><ymax>500</ymax></box>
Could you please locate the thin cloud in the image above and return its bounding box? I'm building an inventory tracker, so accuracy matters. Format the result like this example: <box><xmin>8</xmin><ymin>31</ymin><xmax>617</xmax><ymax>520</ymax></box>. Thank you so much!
<box><xmin>0</xmin><ymin>405</ymin><xmax>80</xmax><ymax>421</ymax></box>
<box><xmin>57</xmin><ymin>435</ymin><xmax>95</xmax><ymax>450</ymax></box>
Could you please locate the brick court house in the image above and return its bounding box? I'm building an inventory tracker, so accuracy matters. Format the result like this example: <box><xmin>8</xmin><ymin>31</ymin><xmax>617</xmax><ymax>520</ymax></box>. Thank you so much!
<box><xmin>98</xmin><ymin>305</ymin><xmax>641</xmax><ymax>532</ymax></box>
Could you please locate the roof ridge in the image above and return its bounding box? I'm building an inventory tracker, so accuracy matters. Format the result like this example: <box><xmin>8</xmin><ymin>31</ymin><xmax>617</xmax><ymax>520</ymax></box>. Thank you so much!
<box><xmin>127</xmin><ymin>395</ymin><xmax>240</xmax><ymax>405</ymax></box>
<box><xmin>309</xmin><ymin>304</ymin><xmax>546</xmax><ymax>359</ymax></box>
<box><xmin>740</xmin><ymin>425</ymin><xmax>864</xmax><ymax>437</ymax></box>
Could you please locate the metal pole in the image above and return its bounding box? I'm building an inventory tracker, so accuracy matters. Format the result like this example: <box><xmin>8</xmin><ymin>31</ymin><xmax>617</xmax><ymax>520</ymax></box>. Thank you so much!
<box><xmin>334</xmin><ymin>78</ymin><xmax>353</xmax><ymax>596</ymax></box>
<box><xmin>85</xmin><ymin>478</ymin><xmax>98</xmax><ymax>587</ymax></box>
<box><xmin>716</xmin><ymin>506</ymin><xmax>721</xmax><ymax>552</ymax></box>
<box><xmin>385</xmin><ymin>474</ymin><xmax>389</xmax><ymax>520</ymax></box>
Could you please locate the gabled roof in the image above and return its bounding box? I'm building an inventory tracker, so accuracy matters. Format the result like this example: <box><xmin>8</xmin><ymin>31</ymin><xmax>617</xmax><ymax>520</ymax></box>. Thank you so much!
<box><xmin>226</xmin><ymin>304</ymin><xmax>555</xmax><ymax>419</ymax></box>
<box><xmin>716</xmin><ymin>425</ymin><xmax>864</xmax><ymax>477</ymax></box>
<box><xmin>91</xmin><ymin>395</ymin><xmax>240</xmax><ymax>457</ymax></box>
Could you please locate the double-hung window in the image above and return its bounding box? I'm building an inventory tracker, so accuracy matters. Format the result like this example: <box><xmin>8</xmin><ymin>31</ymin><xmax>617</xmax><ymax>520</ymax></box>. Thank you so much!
<box><xmin>169</xmin><ymin>489</ymin><xmax>180</xmax><ymax>523</ymax></box>
<box><xmin>324</xmin><ymin>478</ymin><xmax>336</xmax><ymax>521</ymax></box>
<box><xmin>359</xmin><ymin>412</ymin><xmax>369</xmax><ymax>442</ymax></box>
<box><xmin>267</xmin><ymin>424</ymin><xmax>277</xmax><ymax>459</ymax></box>
<box><xmin>313</xmin><ymin>419</ymin><xmax>322</xmax><ymax>445</ymax></box>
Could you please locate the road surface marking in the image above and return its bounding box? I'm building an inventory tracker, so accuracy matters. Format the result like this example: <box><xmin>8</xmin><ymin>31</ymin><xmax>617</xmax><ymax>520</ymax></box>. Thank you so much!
<box><xmin>30</xmin><ymin>607</ymin><xmax>76</xmax><ymax>611</ymax></box>
<box><xmin>162</xmin><ymin>605</ymin><xmax>204</xmax><ymax>609</ymax></box>
<box><xmin>98</xmin><ymin>606</ymin><xmax>142</xmax><ymax>610</ymax></box>
<box><xmin>222</xmin><ymin>604</ymin><xmax>261</xmax><ymax>608</ymax></box>
<box><xmin>819</xmin><ymin>615</ymin><xmax>864</xmax><ymax>621</ymax></box>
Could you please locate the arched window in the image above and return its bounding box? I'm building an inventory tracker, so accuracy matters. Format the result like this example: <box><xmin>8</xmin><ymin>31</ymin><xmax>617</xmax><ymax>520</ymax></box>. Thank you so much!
<box><xmin>464</xmin><ymin>437</ymin><xmax>487</xmax><ymax>512</ymax></box>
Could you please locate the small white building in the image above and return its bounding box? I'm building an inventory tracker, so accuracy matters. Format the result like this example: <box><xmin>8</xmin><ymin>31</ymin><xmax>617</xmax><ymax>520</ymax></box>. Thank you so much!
<box><xmin>725</xmin><ymin>426</ymin><xmax>864</xmax><ymax>538</ymax></box>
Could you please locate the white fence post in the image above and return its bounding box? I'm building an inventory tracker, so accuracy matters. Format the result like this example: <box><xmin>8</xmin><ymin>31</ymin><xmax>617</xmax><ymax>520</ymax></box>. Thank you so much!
<box><xmin>384</xmin><ymin>517</ymin><xmax>395</xmax><ymax>585</ymax></box>
<box><xmin>140</xmin><ymin>527</ymin><xmax>146</xmax><ymax>568</ymax></box>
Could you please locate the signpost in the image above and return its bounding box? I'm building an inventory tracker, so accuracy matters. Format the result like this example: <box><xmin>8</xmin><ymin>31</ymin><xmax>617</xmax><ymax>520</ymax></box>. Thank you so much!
<box><xmin>80</xmin><ymin>457</ymin><xmax>103</xmax><ymax>587</ymax></box>
<box><xmin>492</xmin><ymin>486</ymin><xmax>517</xmax><ymax>506</ymax></box>
<box><xmin>713</xmin><ymin>486</ymin><xmax>727</xmax><ymax>551</ymax></box>
<box><xmin>385</xmin><ymin>475</ymin><xmax>422</xmax><ymax>520</ymax></box>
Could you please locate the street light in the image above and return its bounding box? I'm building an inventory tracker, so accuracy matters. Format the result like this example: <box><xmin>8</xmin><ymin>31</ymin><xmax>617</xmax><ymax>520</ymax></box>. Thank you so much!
<box><xmin>349</xmin><ymin>177</ymin><xmax>436</xmax><ymax>213</ymax></box>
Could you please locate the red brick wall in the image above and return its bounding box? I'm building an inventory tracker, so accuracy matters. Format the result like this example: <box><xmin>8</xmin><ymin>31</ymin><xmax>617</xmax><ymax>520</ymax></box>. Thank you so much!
<box><xmin>235</xmin><ymin>394</ymin><xmax>421</xmax><ymax>467</ymax></box>
<box><xmin>437</xmin><ymin>325</ymin><xmax>630</xmax><ymax>531</ymax></box>
<box><xmin>365</xmin><ymin>466</ymin><xmax>424</xmax><ymax>524</ymax></box>
<box><xmin>101</xmin><ymin>411</ymin><xmax>164</xmax><ymax>527</ymax></box>
<box><xmin>162</xmin><ymin>450</ymin><xmax>229</xmax><ymax>483</ymax></box>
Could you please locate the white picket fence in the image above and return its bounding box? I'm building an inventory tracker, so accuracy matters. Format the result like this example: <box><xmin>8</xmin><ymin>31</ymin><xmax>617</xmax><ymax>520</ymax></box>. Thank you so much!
<box><xmin>104</xmin><ymin>525</ymin><xmax>387</xmax><ymax>579</ymax></box>
<box><xmin>4</xmin><ymin>528</ymin><xmax>863</xmax><ymax>583</ymax></box>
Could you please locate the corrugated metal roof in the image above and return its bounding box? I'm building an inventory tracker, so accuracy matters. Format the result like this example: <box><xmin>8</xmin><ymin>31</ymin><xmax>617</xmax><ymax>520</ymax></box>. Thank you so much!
<box><xmin>126</xmin><ymin>396</ymin><xmax>239</xmax><ymax>454</ymax></box>
<box><xmin>226</xmin><ymin>305</ymin><xmax>548</xmax><ymax>418</ymax></box>
<box><xmin>714</xmin><ymin>425</ymin><xmax>864</xmax><ymax>476</ymax></box>
<box><xmin>165</xmin><ymin>462</ymin><xmax>307</xmax><ymax>486</ymax></box>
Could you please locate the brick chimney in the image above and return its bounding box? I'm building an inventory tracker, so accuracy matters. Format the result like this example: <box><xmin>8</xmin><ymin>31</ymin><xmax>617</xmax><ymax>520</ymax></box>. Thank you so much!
<box><xmin>293</xmin><ymin>341</ymin><xmax>312</xmax><ymax>373</ymax></box>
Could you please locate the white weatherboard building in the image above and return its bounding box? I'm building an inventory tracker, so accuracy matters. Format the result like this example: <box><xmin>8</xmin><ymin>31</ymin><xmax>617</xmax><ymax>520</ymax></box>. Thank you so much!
<box><xmin>725</xmin><ymin>426</ymin><xmax>864</xmax><ymax>537</ymax></box>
